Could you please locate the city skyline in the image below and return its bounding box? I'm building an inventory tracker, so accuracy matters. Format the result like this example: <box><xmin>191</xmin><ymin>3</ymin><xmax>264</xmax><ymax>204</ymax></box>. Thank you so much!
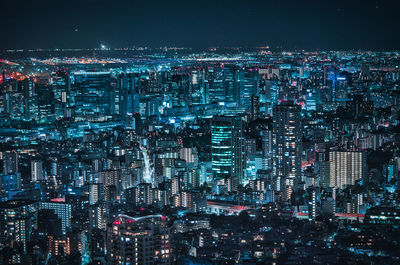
<box><xmin>0</xmin><ymin>49</ymin><xmax>399</xmax><ymax>264</ymax></box>
<box><xmin>1</xmin><ymin>1</ymin><xmax>400</xmax><ymax>264</ymax></box>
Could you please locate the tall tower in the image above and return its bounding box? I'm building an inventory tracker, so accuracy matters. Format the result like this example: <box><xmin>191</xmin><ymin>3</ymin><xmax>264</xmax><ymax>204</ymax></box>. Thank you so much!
<box><xmin>53</xmin><ymin>69</ymin><xmax>70</xmax><ymax>118</ymax></box>
<box><xmin>117</xmin><ymin>72</ymin><xmax>141</xmax><ymax>118</ymax></box>
<box><xmin>31</xmin><ymin>160</ymin><xmax>43</xmax><ymax>182</ymax></box>
<box><xmin>328</xmin><ymin>150</ymin><xmax>366</xmax><ymax>189</ymax></box>
<box><xmin>239</xmin><ymin>68</ymin><xmax>258</xmax><ymax>110</ymax></box>
<box><xmin>72</xmin><ymin>71</ymin><xmax>113</xmax><ymax>119</ymax></box>
<box><xmin>211</xmin><ymin>115</ymin><xmax>245</xmax><ymax>191</ymax></box>
<box><xmin>106</xmin><ymin>214</ymin><xmax>172</xmax><ymax>265</ymax></box>
<box><xmin>3</xmin><ymin>150</ymin><xmax>18</xmax><ymax>174</ymax></box>
<box><xmin>273</xmin><ymin>101</ymin><xmax>302</xmax><ymax>201</ymax></box>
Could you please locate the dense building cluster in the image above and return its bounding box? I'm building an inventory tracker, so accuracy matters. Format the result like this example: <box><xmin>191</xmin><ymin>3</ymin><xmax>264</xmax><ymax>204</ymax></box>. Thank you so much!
<box><xmin>0</xmin><ymin>48</ymin><xmax>399</xmax><ymax>264</ymax></box>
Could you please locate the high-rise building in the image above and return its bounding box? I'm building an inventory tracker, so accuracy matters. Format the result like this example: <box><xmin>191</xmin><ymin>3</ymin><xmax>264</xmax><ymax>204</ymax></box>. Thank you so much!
<box><xmin>52</xmin><ymin>69</ymin><xmax>70</xmax><ymax>118</ymax></box>
<box><xmin>31</xmin><ymin>160</ymin><xmax>43</xmax><ymax>182</ymax></box>
<box><xmin>250</xmin><ymin>95</ymin><xmax>260</xmax><ymax>120</ymax></box>
<box><xmin>316</xmin><ymin>151</ymin><xmax>331</xmax><ymax>188</ymax></box>
<box><xmin>1</xmin><ymin>173</ymin><xmax>21</xmax><ymax>199</ymax></box>
<box><xmin>2</xmin><ymin>150</ymin><xmax>18</xmax><ymax>174</ymax></box>
<box><xmin>101</xmin><ymin>170</ymin><xmax>120</xmax><ymax>195</ymax></box>
<box><xmin>179</xmin><ymin>147</ymin><xmax>198</xmax><ymax>166</ymax></box>
<box><xmin>261</xmin><ymin>129</ymin><xmax>273</xmax><ymax>169</ymax></box>
<box><xmin>0</xmin><ymin>200</ymin><xmax>38</xmax><ymax>255</ymax></box>
<box><xmin>189</xmin><ymin>70</ymin><xmax>204</xmax><ymax>105</ymax></box>
<box><xmin>39</xmin><ymin>200</ymin><xmax>72</xmax><ymax>235</ymax></box>
<box><xmin>171</xmin><ymin>176</ymin><xmax>183</xmax><ymax>196</ymax></box>
<box><xmin>273</xmin><ymin>101</ymin><xmax>302</xmax><ymax>200</ymax></box>
<box><xmin>307</xmin><ymin>187</ymin><xmax>318</xmax><ymax>220</ymax></box>
<box><xmin>223</xmin><ymin>66</ymin><xmax>239</xmax><ymax>103</ymax></box>
<box><xmin>328</xmin><ymin>150</ymin><xmax>367</xmax><ymax>189</ymax></box>
<box><xmin>89</xmin><ymin>203</ymin><xmax>107</xmax><ymax>231</ymax></box>
<box><xmin>211</xmin><ymin>115</ymin><xmax>245</xmax><ymax>191</ymax></box>
<box><xmin>245</xmin><ymin>138</ymin><xmax>257</xmax><ymax>157</ymax></box>
<box><xmin>239</xmin><ymin>68</ymin><xmax>258</xmax><ymax>110</ymax></box>
<box><xmin>36</xmin><ymin>83</ymin><xmax>55</xmax><ymax>121</ymax></box>
<box><xmin>106</xmin><ymin>214</ymin><xmax>173</xmax><ymax>264</ymax></box>
<box><xmin>134</xmin><ymin>183</ymin><xmax>153</xmax><ymax>205</ymax></box>
<box><xmin>117</xmin><ymin>72</ymin><xmax>141</xmax><ymax>118</ymax></box>
<box><xmin>386</xmin><ymin>158</ymin><xmax>399</xmax><ymax>183</ymax></box>
<box><xmin>207</xmin><ymin>79</ymin><xmax>225</xmax><ymax>103</ymax></box>
<box><xmin>89</xmin><ymin>183</ymin><xmax>104</xmax><ymax>205</ymax></box>
<box><xmin>21</xmin><ymin>77</ymin><xmax>37</xmax><ymax>120</ymax></box>
<box><xmin>72</xmin><ymin>71</ymin><xmax>114</xmax><ymax>119</ymax></box>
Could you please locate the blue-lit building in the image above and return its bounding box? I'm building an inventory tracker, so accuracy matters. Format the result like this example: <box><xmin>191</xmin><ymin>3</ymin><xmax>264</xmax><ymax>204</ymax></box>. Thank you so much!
<box><xmin>0</xmin><ymin>200</ymin><xmax>38</xmax><ymax>255</ymax></box>
<box><xmin>273</xmin><ymin>101</ymin><xmax>302</xmax><ymax>200</ymax></box>
<box><xmin>52</xmin><ymin>69</ymin><xmax>70</xmax><ymax>119</ymax></box>
<box><xmin>211</xmin><ymin>115</ymin><xmax>244</xmax><ymax>191</ymax></box>
<box><xmin>239</xmin><ymin>68</ymin><xmax>258</xmax><ymax>110</ymax></box>
<box><xmin>117</xmin><ymin>72</ymin><xmax>141</xmax><ymax>118</ymax></box>
<box><xmin>39</xmin><ymin>200</ymin><xmax>71</xmax><ymax>235</ymax></box>
<box><xmin>72</xmin><ymin>71</ymin><xmax>114</xmax><ymax>119</ymax></box>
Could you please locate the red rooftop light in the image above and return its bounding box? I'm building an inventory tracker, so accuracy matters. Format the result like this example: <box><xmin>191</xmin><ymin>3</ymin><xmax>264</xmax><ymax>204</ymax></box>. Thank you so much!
<box><xmin>50</xmin><ymin>198</ymin><xmax>65</xmax><ymax>202</ymax></box>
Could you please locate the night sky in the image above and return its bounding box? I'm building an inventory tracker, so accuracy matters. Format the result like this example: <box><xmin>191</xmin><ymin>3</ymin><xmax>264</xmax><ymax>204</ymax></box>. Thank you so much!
<box><xmin>1</xmin><ymin>0</ymin><xmax>399</xmax><ymax>50</ymax></box>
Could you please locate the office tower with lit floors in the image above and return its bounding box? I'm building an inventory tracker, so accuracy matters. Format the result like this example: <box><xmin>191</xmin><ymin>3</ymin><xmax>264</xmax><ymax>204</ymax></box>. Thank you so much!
<box><xmin>31</xmin><ymin>160</ymin><xmax>43</xmax><ymax>182</ymax></box>
<box><xmin>71</xmin><ymin>71</ymin><xmax>114</xmax><ymax>120</ymax></box>
<box><xmin>106</xmin><ymin>214</ymin><xmax>173</xmax><ymax>265</ymax></box>
<box><xmin>211</xmin><ymin>115</ymin><xmax>245</xmax><ymax>191</ymax></box>
<box><xmin>52</xmin><ymin>69</ymin><xmax>70</xmax><ymax>118</ymax></box>
<box><xmin>117</xmin><ymin>72</ymin><xmax>141</xmax><ymax>118</ymax></box>
<box><xmin>273</xmin><ymin>101</ymin><xmax>302</xmax><ymax>201</ymax></box>
<box><xmin>0</xmin><ymin>200</ymin><xmax>38</xmax><ymax>263</ymax></box>
<box><xmin>39</xmin><ymin>200</ymin><xmax>72</xmax><ymax>236</ymax></box>
<box><xmin>328</xmin><ymin>150</ymin><xmax>367</xmax><ymax>189</ymax></box>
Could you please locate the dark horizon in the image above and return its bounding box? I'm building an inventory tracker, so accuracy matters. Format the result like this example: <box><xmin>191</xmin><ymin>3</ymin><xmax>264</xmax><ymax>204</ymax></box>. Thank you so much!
<box><xmin>1</xmin><ymin>0</ymin><xmax>400</xmax><ymax>50</ymax></box>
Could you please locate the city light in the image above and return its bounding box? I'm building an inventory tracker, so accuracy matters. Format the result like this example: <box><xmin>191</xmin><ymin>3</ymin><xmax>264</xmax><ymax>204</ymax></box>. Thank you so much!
<box><xmin>0</xmin><ymin>1</ymin><xmax>399</xmax><ymax>263</ymax></box>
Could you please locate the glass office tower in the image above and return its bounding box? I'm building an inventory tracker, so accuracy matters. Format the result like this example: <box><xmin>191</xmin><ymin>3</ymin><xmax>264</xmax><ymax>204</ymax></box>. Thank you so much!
<box><xmin>273</xmin><ymin>101</ymin><xmax>302</xmax><ymax>201</ymax></box>
<box><xmin>211</xmin><ymin>115</ymin><xmax>244</xmax><ymax>191</ymax></box>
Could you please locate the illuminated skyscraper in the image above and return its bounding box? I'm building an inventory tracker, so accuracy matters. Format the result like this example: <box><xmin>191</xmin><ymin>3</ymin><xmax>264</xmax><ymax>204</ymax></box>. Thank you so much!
<box><xmin>204</xmin><ymin>67</ymin><xmax>225</xmax><ymax>103</ymax></box>
<box><xmin>31</xmin><ymin>160</ymin><xmax>43</xmax><ymax>182</ymax></box>
<box><xmin>106</xmin><ymin>214</ymin><xmax>172</xmax><ymax>265</ymax></box>
<box><xmin>2</xmin><ymin>150</ymin><xmax>18</xmax><ymax>174</ymax></box>
<box><xmin>250</xmin><ymin>95</ymin><xmax>260</xmax><ymax>120</ymax></box>
<box><xmin>223</xmin><ymin>65</ymin><xmax>239</xmax><ymax>103</ymax></box>
<box><xmin>52</xmin><ymin>69</ymin><xmax>70</xmax><ymax>118</ymax></box>
<box><xmin>328</xmin><ymin>151</ymin><xmax>366</xmax><ymax>189</ymax></box>
<box><xmin>117</xmin><ymin>72</ymin><xmax>141</xmax><ymax>118</ymax></box>
<box><xmin>39</xmin><ymin>200</ymin><xmax>72</xmax><ymax>235</ymax></box>
<box><xmin>21</xmin><ymin>77</ymin><xmax>37</xmax><ymax>120</ymax></box>
<box><xmin>239</xmin><ymin>68</ymin><xmax>258</xmax><ymax>110</ymax></box>
<box><xmin>189</xmin><ymin>69</ymin><xmax>204</xmax><ymax>105</ymax></box>
<box><xmin>211</xmin><ymin>115</ymin><xmax>244</xmax><ymax>191</ymax></box>
<box><xmin>261</xmin><ymin>129</ymin><xmax>273</xmax><ymax>169</ymax></box>
<box><xmin>273</xmin><ymin>101</ymin><xmax>302</xmax><ymax>200</ymax></box>
<box><xmin>89</xmin><ymin>203</ymin><xmax>107</xmax><ymax>231</ymax></box>
<box><xmin>72</xmin><ymin>71</ymin><xmax>114</xmax><ymax>119</ymax></box>
<box><xmin>0</xmin><ymin>200</ymin><xmax>38</xmax><ymax>255</ymax></box>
